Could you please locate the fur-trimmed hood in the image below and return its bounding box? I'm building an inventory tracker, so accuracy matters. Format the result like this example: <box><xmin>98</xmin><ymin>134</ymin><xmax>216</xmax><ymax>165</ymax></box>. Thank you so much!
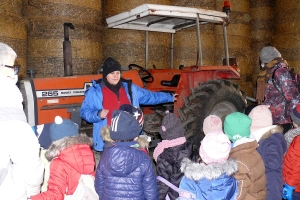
<box><xmin>250</xmin><ymin>125</ymin><xmax>283</xmax><ymax>142</ymax></box>
<box><xmin>284</xmin><ymin>127</ymin><xmax>300</xmax><ymax>149</ymax></box>
<box><xmin>45</xmin><ymin>134</ymin><xmax>93</xmax><ymax>161</ymax></box>
<box><xmin>180</xmin><ymin>158</ymin><xmax>238</xmax><ymax>180</ymax></box>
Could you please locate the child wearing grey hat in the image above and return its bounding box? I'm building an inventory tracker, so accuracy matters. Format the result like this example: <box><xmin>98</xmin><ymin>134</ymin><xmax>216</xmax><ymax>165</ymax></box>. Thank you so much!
<box><xmin>30</xmin><ymin>116</ymin><xmax>96</xmax><ymax>200</ymax></box>
<box><xmin>256</xmin><ymin>46</ymin><xmax>300</xmax><ymax>133</ymax></box>
<box><xmin>95</xmin><ymin>110</ymin><xmax>158</xmax><ymax>200</ymax></box>
<box><xmin>153</xmin><ymin>111</ymin><xmax>193</xmax><ymax>200</ymax></box>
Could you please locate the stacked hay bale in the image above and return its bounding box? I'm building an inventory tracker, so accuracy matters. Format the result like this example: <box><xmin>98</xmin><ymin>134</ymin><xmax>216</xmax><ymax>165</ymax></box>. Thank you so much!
<box><xmin>25</xmin><ymin>0</ymin><xmax>102</xmax><ymax>77</ymax></box>
<box><xmin>215</xmin><ymin>0</ymin><xmax>252</xmax><ymax>96</ymax></box>
<box><xmin>172</xmin><ymin>0</ymin><xmax>216</xmax><ymax>68</ymax></box>
<box><xmin>0</xmin><ymin>0</ymin><xmax>27</xmax><ymax>79</ymax></box>
<box><xmin>249</xmin><ymin>0</ymin><xmax>275</xmax><ymax>98</ymax></box>
<box><xmin>102</xmin><ymin>0</ymin><xmax>172</xmax><ymax>69</ymax></box>
<box><xmin>274</xmin><ymin>0</ymin><xmax>300</xmax><ymax>73</ymax></box>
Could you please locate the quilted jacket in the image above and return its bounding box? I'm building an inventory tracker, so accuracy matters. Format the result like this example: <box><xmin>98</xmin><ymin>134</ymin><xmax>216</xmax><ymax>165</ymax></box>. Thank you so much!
<box><xmin>283</xmin><ymin>135</ymin><xmax>300</xmax><ymax>193</ymax></box>
<box><xmin>95</xmin><ymin>143</ymin><xmax>158</xmax><ymax>200</ymax></box>
<box><xmin>31</xmin><ymin>135</ymin><xmax>95</xmax><ymax>200</ymax></box>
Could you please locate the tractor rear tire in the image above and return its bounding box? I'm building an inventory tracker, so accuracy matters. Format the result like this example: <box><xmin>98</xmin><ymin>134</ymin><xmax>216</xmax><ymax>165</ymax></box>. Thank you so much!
<box><xmin>178</xmin><ymin>79</ymin><xmax>247</xmax><ymax>150</ymax></box>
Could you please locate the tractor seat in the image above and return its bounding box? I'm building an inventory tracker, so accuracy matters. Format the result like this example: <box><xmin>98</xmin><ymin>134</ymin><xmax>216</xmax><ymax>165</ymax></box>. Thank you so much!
<box><xmin>161</xmin><ymin>74</ymin><xmax>181</xmax><ymax>87</ymax></box>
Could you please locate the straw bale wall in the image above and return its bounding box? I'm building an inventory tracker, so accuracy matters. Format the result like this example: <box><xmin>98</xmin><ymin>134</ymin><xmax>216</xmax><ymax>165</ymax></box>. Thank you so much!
<box><xmin>215</xmin><ymin>0</ymin><xmax>252</xmax><ymax>96</ymax></box>
<box><xmin>102</xmin><ymin>0</ymin><xmax>172</xmax><ymax>69</ymax></box>
<box><xmin>1</xmin><ymin>0</ymin><xmax>300</xmax><ymax>97</ymax></box>
<box><xmin>274</xmin><ymin>0</ymin><xmax>300</xmax><ymax>73</ymax></box>
<box><xmin>0</xmin><ymin>0</ymin><xmax>27</xmax><ymax>79</ymax></box>
<box><xmin>172</xmin><ymin>0</ymin><xmax>216</xmax><ymax>68</ymax></box>
<box><xmin>25</xmin><ymin>0</ymin><xmax>102</xmax><ymax>77</ymax></box>
<box><xmin>173</xmin><ymin>25</ymin><xmax>216</xmax><ymax>68</ymax></box>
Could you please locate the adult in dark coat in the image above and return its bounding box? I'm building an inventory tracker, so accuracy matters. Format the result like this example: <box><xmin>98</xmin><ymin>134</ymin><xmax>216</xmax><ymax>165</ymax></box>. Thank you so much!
<box><xmin>249</xmin><ymin>105</ymin><xmax>287</xmax><ymax>200</ymax></box>
<box><xmin>153</xmin><ymin>111</ymin><xmax>193</xmax><ymax>200</ymax></box>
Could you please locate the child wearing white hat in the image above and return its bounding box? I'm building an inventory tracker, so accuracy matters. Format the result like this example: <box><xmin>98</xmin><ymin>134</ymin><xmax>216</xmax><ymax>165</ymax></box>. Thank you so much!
<box><xmin>178</xmin><ymin>131</ymin><xmax>238</xmax><ymax>200</ymax></box>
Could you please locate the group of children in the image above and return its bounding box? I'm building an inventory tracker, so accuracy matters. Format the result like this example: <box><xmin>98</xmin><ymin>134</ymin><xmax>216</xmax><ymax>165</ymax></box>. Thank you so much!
<box><xmin>153</xmin><ymin>104</ymin><xmax>300</xmax><ymax>200</ymax></box>
<box><xmin>176</xmin><ymin>105</ymin><xmax>300</xmax><ymax>200</ymax></box>
<box><xmin>29</xmin><ymin>103</ymin><xmax>300</xmax><ymax>200</ymax></box>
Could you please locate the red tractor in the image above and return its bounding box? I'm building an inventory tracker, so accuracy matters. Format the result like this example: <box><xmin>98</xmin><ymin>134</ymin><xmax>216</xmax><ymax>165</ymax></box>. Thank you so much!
<box><xmin>20</xmin><ymin>3</ymin><xmax>247</xmax><ymax>149</ymax></box>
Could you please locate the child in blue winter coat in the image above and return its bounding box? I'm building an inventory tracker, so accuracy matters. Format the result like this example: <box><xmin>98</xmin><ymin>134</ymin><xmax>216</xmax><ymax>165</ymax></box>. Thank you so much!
<box><xmin>95</xmin><ymin>109</ymin><xmax>158</xmax><ymax>200</ymax></box>
<box><xmin>177</xmin><ymin>131</ymin><xmax>239</xmax><ymax>200</ymax></box>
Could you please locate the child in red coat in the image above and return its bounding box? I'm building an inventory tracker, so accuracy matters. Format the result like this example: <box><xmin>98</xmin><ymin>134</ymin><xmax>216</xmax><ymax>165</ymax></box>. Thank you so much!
<box><xmin>282</xmin><ymin>105</ymin><xmax>300</xmax><ymax>200</ymax></box>
<box><xmin>30</xmin><ymin>116</ymin><xmax>95</xmax><ymax>200</ymax></box>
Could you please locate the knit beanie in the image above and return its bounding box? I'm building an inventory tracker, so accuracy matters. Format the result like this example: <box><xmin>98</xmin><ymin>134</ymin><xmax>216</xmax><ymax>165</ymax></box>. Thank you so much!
<box><xmin>199</xmin><ymin>131</ymin><xmax>231</xmax><ymax>164</ymax></box>
<box><xmin>119</xmin><ymin>104</ymin><xmax>144</xmax><ymax>126</ymax></box>
<box><xmin>291</xmin><ymin>105</ymin><xmax>300</xmax><ymax>126</ymax></box>
<box><xmin>260</xmin><ymin>46</ymin><xmax>281</xmax><ymax>64</ymax></box>
<box><xmin>224</xmin><ymin>112</ymin><xmax>252</xmax><ymax>142</ymax></box>
<box><xmin>203</xmin><ymin>115</ymin><xmax>222</xmax><ymax>135</ymax></box>
<box><xmin>110</xmin><ymin>110</ymin><xmax>142</xmax><ymax>141</ymax></box>
<box><xmin>248</xmin><ymin>105</ymin><xmax>273</xmax><ymax>133</ymax></box>
<box><xmin>102</xmin><ymin>57</ymin><xmax>122</xmax><ymax>78</ymax></box>
<box><xmin>159</xmin><ymin>111</ymin><xmax>184</xmax><ymax>140</ymax></box>
<box><xmin>49</xmin><ymin>116</ymin><xmax>79</xmax><ymax>141</ymax></box>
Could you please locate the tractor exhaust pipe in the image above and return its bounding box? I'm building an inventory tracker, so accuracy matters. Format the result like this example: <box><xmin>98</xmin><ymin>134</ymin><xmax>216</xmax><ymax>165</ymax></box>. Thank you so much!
<box><xmin>63</xmin><ymin>22</ymin><xmax>75</xmax><ymax>76</ymax></box>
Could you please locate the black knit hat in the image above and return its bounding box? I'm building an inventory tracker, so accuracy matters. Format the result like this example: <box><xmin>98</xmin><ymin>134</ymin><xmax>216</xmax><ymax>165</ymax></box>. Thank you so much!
<box><xmin>159</xmin><ymin>111</ymin><xmax>184</xmax><ymax>140</ymax></box>
<box><xmin>110</xmin><ymin>110</ymin><xmax>142</xmax><ymax>141</ymax></box>
<box><xmin>102</xmin><ymin>57</ymin><xmax>122</xmax><ymax>78</ymax></box>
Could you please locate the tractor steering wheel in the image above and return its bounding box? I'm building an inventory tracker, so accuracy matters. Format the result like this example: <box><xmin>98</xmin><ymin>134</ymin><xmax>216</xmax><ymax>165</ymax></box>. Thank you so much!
<box><xmin>128</xmin><ymin>64</ymin><xmax>154</xmax><ymax>83</ymax></box>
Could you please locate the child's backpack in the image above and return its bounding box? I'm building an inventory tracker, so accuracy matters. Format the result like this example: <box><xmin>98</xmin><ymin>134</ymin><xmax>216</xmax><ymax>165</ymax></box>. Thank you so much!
<box><xmin>64</xmin><ymin>174</ymin><xmax>98</xmax><ymax>200</ymax></box>
<box><xmin>157</xmin><ymin>176</ymin><xmax>196</xmax><ymax>200</ymax></box>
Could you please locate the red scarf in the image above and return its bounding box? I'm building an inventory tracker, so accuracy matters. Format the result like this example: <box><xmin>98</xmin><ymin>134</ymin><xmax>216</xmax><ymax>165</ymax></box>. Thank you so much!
<box><xmin>102</xmin><ymin>86</ymin><xmax>130</xmax><ymax>125</ymax></box>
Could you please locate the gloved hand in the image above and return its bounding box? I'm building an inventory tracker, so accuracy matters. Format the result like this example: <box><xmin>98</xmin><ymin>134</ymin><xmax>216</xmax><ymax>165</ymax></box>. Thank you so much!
<box><xmin>282</xmin><ymin>183</ymin><xmax>296</xmax><ymax>200</ymax></box>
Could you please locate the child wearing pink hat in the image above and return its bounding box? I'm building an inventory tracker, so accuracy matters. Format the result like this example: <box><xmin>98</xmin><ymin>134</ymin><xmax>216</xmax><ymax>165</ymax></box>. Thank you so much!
<box><xmin>248</xmin><ymin>105</ymin><xmax>286</xmax><ymax>200</ymax></box>
<box><xmin>178</xmin><ymin>131</ymin><xmax>239</xmax><ymax>200</ymax></box>
<box><xmin>203</xmin><ymin>115</ymin><xmax>223</xmax><ymax>135</ymax></box>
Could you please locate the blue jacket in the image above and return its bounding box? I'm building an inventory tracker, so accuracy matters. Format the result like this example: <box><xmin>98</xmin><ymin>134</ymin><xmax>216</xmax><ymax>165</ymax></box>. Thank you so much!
<box><xmin>254</xmin><ymin>126</ymin><xmax>287</xmax><ymax>200</ymax></box>
<box><xmin>95</xmin><ymin>143</ymin><xmax>158</xmax><ymax>200</ymax></box>
<box><xmin>178</xmin><ymin>158</ymin><xmax>239</xmax><ymax>200</ymax></box>
<box><xmin>80</xmin><ymin>79</ymin><xmax>174</xmax><ymax>151</ymax></box>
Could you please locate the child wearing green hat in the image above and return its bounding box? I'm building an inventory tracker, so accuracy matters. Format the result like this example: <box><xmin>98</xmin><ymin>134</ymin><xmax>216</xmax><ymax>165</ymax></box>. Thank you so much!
<box><xmin>224</xmin><ymin>112</ymin><xmax>267</xmax><ymax>200</ymax></box>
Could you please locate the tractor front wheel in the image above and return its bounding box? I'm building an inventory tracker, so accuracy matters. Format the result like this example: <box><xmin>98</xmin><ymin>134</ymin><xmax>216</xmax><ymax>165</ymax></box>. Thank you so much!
<box><xmin>178</xmin><ymin>79</ymin><xmax>247</xmax><ymax>150</ymax></box>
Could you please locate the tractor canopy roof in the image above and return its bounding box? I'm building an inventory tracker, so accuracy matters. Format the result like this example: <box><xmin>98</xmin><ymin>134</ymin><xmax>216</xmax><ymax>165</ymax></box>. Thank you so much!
<box><xmin>106</xmin><ymin>4</ymin><xmax>229</xmax><ymax>33</ymax></box>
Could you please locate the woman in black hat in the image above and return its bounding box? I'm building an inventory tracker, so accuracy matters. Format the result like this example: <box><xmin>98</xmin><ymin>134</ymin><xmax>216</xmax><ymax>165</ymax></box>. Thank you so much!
<box><xmin>80</xmin><ymin>57</ymin><xmax>175</xmax><ymax>154</ymax></box>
